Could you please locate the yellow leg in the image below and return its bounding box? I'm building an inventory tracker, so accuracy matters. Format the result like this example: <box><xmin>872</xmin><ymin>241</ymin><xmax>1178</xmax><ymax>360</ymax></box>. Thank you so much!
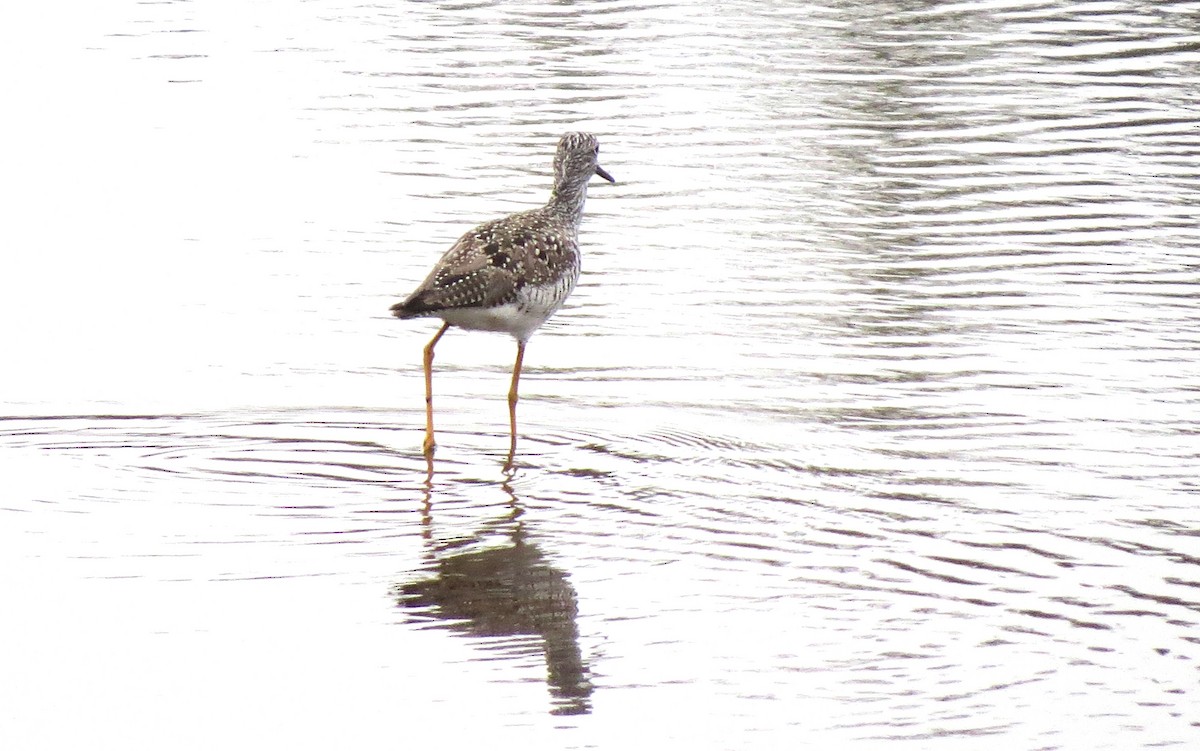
<box><xmin>422</xmin><ymin>322</ymin><xmax>450</xmax><ymax>458</ymax></box>
<box><xmin>504</xmin><ymin>340</ymin><xmax>526</xmax><ymax>470</ymax></box>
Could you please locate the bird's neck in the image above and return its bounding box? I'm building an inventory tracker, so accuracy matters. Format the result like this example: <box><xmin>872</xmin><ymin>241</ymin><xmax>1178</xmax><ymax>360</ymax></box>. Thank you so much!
<box><xmin>547</xmin><ymin>181</ymin><xmax>588</xmax><ymax>226</ymax></box>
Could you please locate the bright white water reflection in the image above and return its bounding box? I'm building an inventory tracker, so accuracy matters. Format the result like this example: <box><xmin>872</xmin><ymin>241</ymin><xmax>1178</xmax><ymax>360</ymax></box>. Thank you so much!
<box><xmin>3</xmin><ymin>1</ymin><xmax>1200</xmax><ymax>748</ymax></box>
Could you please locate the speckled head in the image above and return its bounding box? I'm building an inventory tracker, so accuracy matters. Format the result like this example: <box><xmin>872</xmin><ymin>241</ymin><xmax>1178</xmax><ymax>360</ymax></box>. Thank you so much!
<box><xmin>553</xmin><ymin>132</ymin><xmax>616</xmax><ymax>194</ymax></box>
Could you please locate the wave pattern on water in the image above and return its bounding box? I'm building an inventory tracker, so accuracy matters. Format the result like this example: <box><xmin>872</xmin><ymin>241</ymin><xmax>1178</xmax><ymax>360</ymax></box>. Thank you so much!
<box><xmin>3</xmin><ymin>0</ymin><xmax>1200</xmax><ymax>746</ymax></box>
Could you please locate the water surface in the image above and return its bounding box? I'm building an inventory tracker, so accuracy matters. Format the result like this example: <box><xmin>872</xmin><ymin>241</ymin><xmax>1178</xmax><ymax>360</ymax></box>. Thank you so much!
<box><xmin>3</xmin><ymin>1</ymin><xmax>1199</xmax><ymax>748</ymax></box>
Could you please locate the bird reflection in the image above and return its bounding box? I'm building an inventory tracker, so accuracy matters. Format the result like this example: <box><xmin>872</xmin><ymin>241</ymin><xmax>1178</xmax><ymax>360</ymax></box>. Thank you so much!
<box><xmin>394</xmin><ymin>476</ymin><xmax>592</xmax><ymax>715</ymax></box>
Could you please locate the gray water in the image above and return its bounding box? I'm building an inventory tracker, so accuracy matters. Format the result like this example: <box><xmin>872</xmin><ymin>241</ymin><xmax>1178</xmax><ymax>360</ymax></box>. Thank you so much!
<box><xmin>3</xmin><ymin>1</ymin><xmax>1200</xmax><ymax>748</ymax></box>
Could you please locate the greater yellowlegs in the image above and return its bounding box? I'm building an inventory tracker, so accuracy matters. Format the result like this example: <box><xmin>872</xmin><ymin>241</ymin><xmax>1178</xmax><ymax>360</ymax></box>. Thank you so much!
<box><xmin>391</xmin><ymin>132</ymin><xmax>615</xmax><ymax>467</ymax></box>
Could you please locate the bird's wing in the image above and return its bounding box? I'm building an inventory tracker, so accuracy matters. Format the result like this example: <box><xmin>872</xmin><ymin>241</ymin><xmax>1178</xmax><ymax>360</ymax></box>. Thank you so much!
<box><xmin>396</xmin><ymin>212</ymin><xmax>561</xmax><ymax>315</ymax></box>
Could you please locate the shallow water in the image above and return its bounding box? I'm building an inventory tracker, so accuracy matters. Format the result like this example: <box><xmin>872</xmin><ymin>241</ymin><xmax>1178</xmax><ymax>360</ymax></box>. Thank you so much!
<box><xmin>3</xmin><ymin>1</ymin><xmax>1200</xmax><ymax>748</ymax></box>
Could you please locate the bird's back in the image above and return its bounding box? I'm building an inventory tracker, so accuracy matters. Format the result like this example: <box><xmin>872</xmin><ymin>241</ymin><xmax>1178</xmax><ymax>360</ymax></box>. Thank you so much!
<box><xmin>391</xmin><ymin>206</ymin><xmax>581</xmax><ymax>334</ymax></box>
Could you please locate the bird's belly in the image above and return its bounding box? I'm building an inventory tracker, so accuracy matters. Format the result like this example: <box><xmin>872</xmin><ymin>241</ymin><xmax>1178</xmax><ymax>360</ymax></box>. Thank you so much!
<box><xmin>439</xmin><ymin>276</ymin><xmax>575</xmax><ymax>342</ymax></box>
<box><xmin>440</xmin><ymin>303</ymin><xmax>528</xmax><ymax>331</ymax></box>
<box><xmin>439</xmin><ymin>303</ymin><xmax>548</xmax><ymax>343</ymax></box>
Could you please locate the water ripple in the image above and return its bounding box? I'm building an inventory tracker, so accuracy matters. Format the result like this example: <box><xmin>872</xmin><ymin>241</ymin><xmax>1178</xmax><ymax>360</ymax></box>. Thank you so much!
<box><xmin>4</xmin><ymin>0</ymin><xmax>1200</xmax><ymax>744</ymax></box>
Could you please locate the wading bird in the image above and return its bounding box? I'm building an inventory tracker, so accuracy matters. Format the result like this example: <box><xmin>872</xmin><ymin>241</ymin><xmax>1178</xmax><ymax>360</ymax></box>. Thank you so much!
<box><xmin>391</xmin><ymin>132</ymin><xmax>615</xmax><ymax>468</ymax></box>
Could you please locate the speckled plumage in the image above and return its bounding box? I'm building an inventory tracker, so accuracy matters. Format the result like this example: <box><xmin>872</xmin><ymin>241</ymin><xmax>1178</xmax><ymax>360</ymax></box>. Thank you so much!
<box><xmin>392</xmin><ymin>132</ymin><xmax>614</xmax><ymax>343</ymax></box>
<box><xmin>390</xmin><ymin>132</ymin><xmax>615</xmax><ymax>466</ymax></box>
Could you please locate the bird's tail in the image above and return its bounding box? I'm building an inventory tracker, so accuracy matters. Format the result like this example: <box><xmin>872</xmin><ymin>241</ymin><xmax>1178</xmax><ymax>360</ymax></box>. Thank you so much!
<box><xmin>391</xmin><ymin>285</ymin><xmax>451</xmax><ymax>319</ymax></box>
<box><xmin>389</xmin><ymin>299</ymin><xmax>421</xmax><ymax>319</ymax></box>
